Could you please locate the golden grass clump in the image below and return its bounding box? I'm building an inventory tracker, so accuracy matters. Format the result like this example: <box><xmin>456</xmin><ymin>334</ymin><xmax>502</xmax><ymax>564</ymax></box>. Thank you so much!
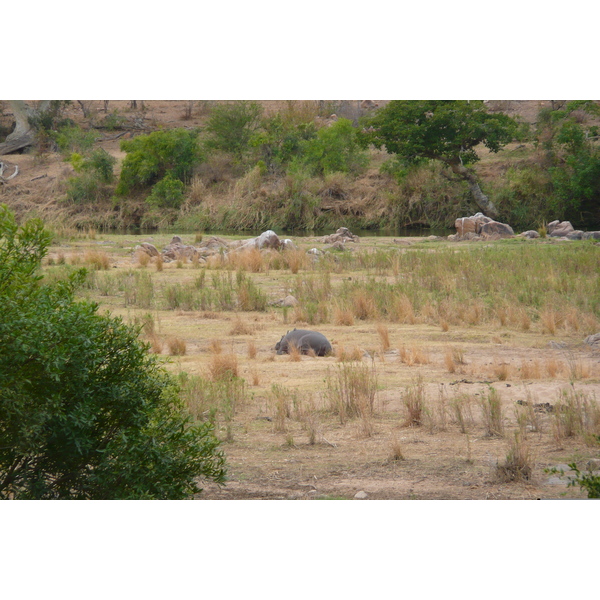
<box><xmin>247</xmin><ymin>340</ymin><xmax>258</xmax><ymax>359</ymax></box>
<box><xmin>154</xmin><ymin>255</ymin><xmax>164</xmax><ymax>272</ymax></box>
<box><xmin>136</xmin><ymin>250</ymin><xmax>151</xmax><ymax>267</ymax></box>
<box><xmin>351</xmin><ymin>289</ymin><xmax>377</xmax><ymax>321</ymax></box>
<box><xmin>336</xmin><ymin>344</ymin><xmax>364</xmax><ymax>362</ymax></box>
<box><xmin>388</xmin><ymin>437</ymin><xmax>405</xmax><ymax>461</ymax></box>
<box><xmin>84</xmin><ymin>250</ymin><xmax>110</xmax><ymax>270</ymax></box>
<box><xmin>285</xmin><ymin>248</ymin><xmax>309</xmax><ymax>274</ymax></box>
<box><xmin>333</xmin><ymin>305</ymin><xmax>355</xmax><ymax>326</ymax></box>
<box><xmin>167</xmin><ymin>337</ymin><xmax>187</xmax><ymax>356</ymax></box>
<box><xmin>148</xmin><ymin>334</ymin><xmax>163</xmax><ymax>354</ymax></box>
<box><xmin>229</xmin><ymin>315</ymin><xmax>254</xmax><ymax>335</ymax></box>
<box><xmin>209</xmin><ymin>353</ymin><xmax>239</xmax><ymax>381</ymax></box>
<box><xmin>390</xmin><ymin>294</ymin><xmax>415</xmax><ymax>324</ymax></box>
<box><xmin>496</xmin><ymin>431</ymin><xmax>533</xmax><ymax>482</ymax></box>
<box><xmin>519</xmin><ymin>359</ymin><xmax>542</xmax><ymax>380</ymax></box>
<box><xmin>287</xmin><ymin>341</ymin><xmax>302</xmax><ymax>362</ymax></box>
<box><xmin>400</xmin><ymin>345</ymin><xmax>430</xmax><ymax>367</ymax></box>
<box><xmin>376</xmin><ymin>324</ymin><xmax>391</xmax><ymax>352</ymax></box>
<box><xmin>210</xmin><ymin>339</ymin><xmax>223</xmax><ymax>354</ymax></box>
<box><xmin>402</xmin><ymin>375</ymin><xmax>426</xmax><ymax>427</ymax></box>
<box><xmin>492</xmin><ymin>360</ymin><xmax>511</xmax><ymax>381</ymax></box>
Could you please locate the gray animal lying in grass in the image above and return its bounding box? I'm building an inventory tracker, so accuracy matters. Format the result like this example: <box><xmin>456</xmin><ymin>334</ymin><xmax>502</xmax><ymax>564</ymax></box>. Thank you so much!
<box><xmin>275</xmin><ymin>329</ymin><xmax>332</xmax><ymax>356</ymax></box>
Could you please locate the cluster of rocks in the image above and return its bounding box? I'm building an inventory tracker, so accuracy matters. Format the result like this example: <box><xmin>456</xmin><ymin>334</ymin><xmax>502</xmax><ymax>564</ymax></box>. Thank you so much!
<box><xmin>135</xmin><ymin>230</ymin><xmax>298</xmax><ymax>264</ymax></box>
<box><xmin>544</xmin><ymin>220</ymin><xmax>600</xmax><ymax>240</ymax></box>
<box><xmin>449</xmin><ymin>214</ymin><xmax>600</xmax><ymax>242</ymax></box>
<box><xmin>449</xmin><ymin>213</ymin><xmax>514</xmax><ymax>241</ymax></box>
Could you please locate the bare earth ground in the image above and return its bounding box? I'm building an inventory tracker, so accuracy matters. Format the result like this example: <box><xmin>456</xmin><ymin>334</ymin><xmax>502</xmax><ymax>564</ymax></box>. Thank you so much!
<box><xmin>42</xmin><ymin>231</ymin><xmax>600</xmax><ymax>501</ymax></box>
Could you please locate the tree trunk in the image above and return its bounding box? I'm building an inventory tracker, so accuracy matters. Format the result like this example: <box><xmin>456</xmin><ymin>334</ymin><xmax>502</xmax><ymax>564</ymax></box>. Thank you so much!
<box><xmin>445</xmin><ymin>159</ymin><xmax>499</xmax><ymax>219</ymax></box>
<box><xmin>0</xmin><ymin>101</ymin><xmax>50</xmax><ymax>156</ymax></box>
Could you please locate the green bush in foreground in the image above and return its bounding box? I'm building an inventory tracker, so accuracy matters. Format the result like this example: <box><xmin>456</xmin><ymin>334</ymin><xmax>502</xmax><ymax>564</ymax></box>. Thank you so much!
<box><xmin>0</xmin><ymin>205</ymin><xmax>226</xmax><ymax>499</ymax></box>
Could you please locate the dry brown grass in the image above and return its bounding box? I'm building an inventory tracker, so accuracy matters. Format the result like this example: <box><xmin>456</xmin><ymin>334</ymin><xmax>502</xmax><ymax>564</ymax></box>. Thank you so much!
<box><xmin>496</xmin><ymin>431</ymin><xmax>533</xmax><ymax>482</ymax></box>
<box><xmin>388</xmin><ymin>437</ymin><xmax>405</xmax><ymax>461</ymax></box>
<box><xmin>209</xmin><ymin>353</ymin><xmax>239</xmax><ymax>381</ymax></box>
<box><xmin>492</xmin><ymin>360</ymin><xmax>511</xmax><ymax>381</ymax></box>
<box><xmin>333</xmin><ymin>305</ymin><xmax>355</xmax><ymax>326</ymax></box>
<box><xmin>351</xmin><ymin>289</ymin><xmax>377</xmax><ymax>321</ymax></box>
<box><xmin>84</xmin><ymin>250</ymin><xmax>110</xmax><ymax>270</ymax></box>
<box><xmin>167</xmin><ymin>337</ymin><xmax>186</xmax><ymax>356</ymax></box>
<box><xmin>155</xmin><ymin>255</ymin><xmax>164</xmax><ymax>272</ymax></box>
<box><xmin>229</xmin><ymin>315</ymin><xmax>254</xmax><ymax>335</ymax></box>
<box><xmin>210</xmin><ymin>339</ymin><xmax>223</xmax><ymax>354</ymax></box>
<box><xmin>285</xmin><ymin>249</ymin><xmax>309</xmax><ymax>274</ymax></box>
<box><xmin>376</xmin><ymin>324</ymin><xmax>390</xmax><ymax>352</ymax></box>
<box><xmin>288</xmin><ymin>342</ymin><xmax>302</xmax><ymax>362</ymax></box>
<box><xmin>391</xmin><ymin>294</ymin><xmax>415</xmax><ymax>324</ymax></box>
<box><xmin>136</xmin><ymin>251</ymin><xmax>151</xmax><ymax>267</ymax></box>
<box><xmin>400</xmin><ymin>345</ymin><xmax>430</xmax><ymax>367</ymax></box>
<box><xmin>335</xmin><ymin>344</ymin><xmax>364</xmax><ymax>362</ymax></box>
<box><xmin>147</xmin><ymin>334</ymin><xmax>163</xmax><ymax>354</ymax></box>
<box><xmin>519</xmin><ymin>359</ymin><xmax>542</xmax><ymax>380</ymax></box>
<box><xmin>247</xmin><ymin>340</ymin><xmax>258</xmax><ymax>359</ymax></box>
<box><xmin>402</xmin><ymin>375</ymin><xmax>426</xmax><ymax>427</ymax></box>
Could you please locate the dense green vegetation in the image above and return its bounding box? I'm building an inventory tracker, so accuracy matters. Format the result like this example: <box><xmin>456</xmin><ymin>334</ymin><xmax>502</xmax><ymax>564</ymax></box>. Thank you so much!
<box><xmin>0</xmin><ymin>205</ymin><xmax>226</xmax><ymax>499</ymax></box>
<box><xmin>4</xmin><ymin>100</ymin><xmax>600</xmax><ymax>232</ymax></box>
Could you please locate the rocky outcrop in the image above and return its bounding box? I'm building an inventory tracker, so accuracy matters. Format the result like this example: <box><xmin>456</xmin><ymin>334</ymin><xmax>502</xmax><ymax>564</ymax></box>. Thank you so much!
<box><xmin>519</xmin><ymin>230</ymin><xmax>540</xmax><ymax>239</ymax></box>
<box><xmin>162</xmin><ymin>236</ymin><xmax>201</xmax><ymax>262</ymax></box>
<box><xmin>453</xmin><ymin>213</ymin><xmax>514</xmax><ymax>240</ymax></box>
<box><xmin>547</xmin><ymin>220</ymin><xmax>574</xmax><ymax>237</ymax></box>
<box><xmin>319</xmin><ymin>227</ymin><xmax>359</xmax><ymax>244</ymax></box>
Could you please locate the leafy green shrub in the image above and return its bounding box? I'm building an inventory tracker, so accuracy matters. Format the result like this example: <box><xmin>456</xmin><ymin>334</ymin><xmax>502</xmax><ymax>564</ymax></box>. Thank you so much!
<box><xmin>204</xmin><ymin>101</ymin><xmax>263</xmax><ymax>160</ymax></box>
<box><xmin>146</xmin><ymin>173</ymin><xmax>185</xmax><ymax>209</ymax></box>
<box><xmin>116</xmin><ymin>128</ymin><xmax>201</xmax><ymax>195</ymax></box>
<box><xmin>65</xmin><ymin>149</ymin><xmax>116</xmax><ymax>204</ymax></box>
<box><xmin>54</xmin><ymin>125</ymin><xmax>98</xmax><ymax>155</ymax></box>
<box><xmin>290</xmin><ymin>118</ymin><xmax>369</xmax><ymax>176</ymax></box>
<box><xmin>0</xmin><ymin>205</ymin><xmax>226</xmax><ymax>499</ymax></box>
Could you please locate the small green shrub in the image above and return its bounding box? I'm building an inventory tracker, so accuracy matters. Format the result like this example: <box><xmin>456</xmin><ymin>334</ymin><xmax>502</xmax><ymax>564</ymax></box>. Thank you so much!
<box><xmin>146</xmin><ymin>174</ymin><xmax>186</xmax><ymax>209</ymax></box>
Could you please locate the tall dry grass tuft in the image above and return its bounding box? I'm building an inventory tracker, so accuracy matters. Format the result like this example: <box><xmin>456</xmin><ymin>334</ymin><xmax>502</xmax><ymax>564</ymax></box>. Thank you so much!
<box><xmin>136</xmin><ymin>251</ymin><xmax>151</xmax><ymax>268</ymax></box>
<box><xmin>247</xmin><ymin>340</ymin><xmax>258</xmax><ymax>359</ymax></box>
<box><xmin>391</xmin><ymin>294</ymin><xmax>415</xmax><ymax>324</ymax></box>
<box><xmin>326</xmin><ymin>361</ymin><xmax>378</xmax><ymax>425</ymax></box>
<box><xmin>336</xmin><ymin>344</ymin><xmax>364</xmax><ymax>362</ymax></box>
<box><xmin>388</xmin><ymin>437</ymin><xmax>405</xmax><ymax>462</ymax></box>
<box><xmin>269</xmin><ymin>384</ymin><xmax>293</xmax><ymax>433</ymax></box>
<box><xmin>209</xmin><ymin>353</ymin><xmax>239</xmax><ymax>381</ymax></box>
<box><xmin>479</xmin><ymin>386</ymin><xmax>504</xmax><ymax>437</ymax></box>
<box><xmin>154</xmin><ymin>255</ymin><xmax>164</xmax><ymax>272</ymax></box>
<box><xmin>444</xmin><ymin>346</ymin><xmax>465</xmax><ymax>373</ymax></box>
<box><xmin>519</xmin><ymin>359</ymin><xmax>542</xmax><ymax>380</ymax></box>
<box><xmin>402</xmin><ymin>375</ymin><xmax>426</xmax><ymax>427</ymax></box>
<box><xmin>333</xmin><ymin>305</ymin><xmax>355</xmax><ymax>326</ymax></box>
<box><xmin>285</xmin><ymin>249</ymin><xmax>309</xmax><ymax>274</ymax></box>
<box><xmin>376</xmin><ymin>324</ymin><xmax>391</xmax><ymax>352</ymax></box>
<box><xmin>84</xmin><ymin>250</ymin><xmax>110</xmax><ymax>270</ymax></box>
<box><xmin>496</xmin><ymin>431</ymin><xmax>534</xmax><ymax>482</ymax></box>
<box><xmin>167</xmin><ymin>337</ymin><xmax>187</xmax><ymax>356</ymax></box>
<box><xmin>351</xmin><ymin>289</ymin><xmax>377</xmax><ymax>321</ymax></box>
<box><xmin>551</xmin><ymin>385</ymin><xmax>600</xmax><ymax>444</ymax></box>
<box><xmin>451</xmin><ymin>393</ymin><xmax>474</xmax><ymax>434</ymax></box>
<box><xmin>492</xmin><ymin>360</ymin><xmax>511</xmax><ymax>382</ymax></box>
<box><xmin>400</xmin><ymin>345</ymin><xmax>430</xmax><ymax>367</ymax></box>
<box><xmin>287</xmin><ymin>341</ymin><xmax>302</xmax><ymax>362</ymax></box>
<box><xmin>210</xmin><ymin>338</ymin><xmax>223</xmax><ymax>354</ymax></box>
<box><xmin>229</xmin><ymin>314</ymin><xmax>254</xmax><ymax>335</ymax></box>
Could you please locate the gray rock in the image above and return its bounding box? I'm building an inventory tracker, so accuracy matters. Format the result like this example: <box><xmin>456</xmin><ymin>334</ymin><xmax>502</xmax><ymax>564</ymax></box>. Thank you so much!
<box><xmin>520</xmin><ymin>230</ymin><xmax>540</xmax><ymax>239</ymax></box>
<box><xmin>584</xmin><ymin>333</ymin><xmax>600</xmax><ymax>348</ymax></box>
<box><xmin>354</xmin><ymin>490</ymin><xmax>368</xmax><ymax>499</ymax></box>
<box><xmin>583</xmin><ymin>231</ymin><xmax>600</xmax><ymax>240</ymax></box>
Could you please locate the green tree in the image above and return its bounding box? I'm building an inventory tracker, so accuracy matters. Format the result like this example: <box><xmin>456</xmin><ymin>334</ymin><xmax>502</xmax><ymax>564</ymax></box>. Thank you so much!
<box><xmin>364</xmin><ymin>100</ymin><xmax>520</xmax><ymax>218</ymax></box>
<box><xmin>203</xmin><ymin>101</ymin><xmax>263</xmax><ymax>161</ymax></box>
<box><xmin>291</xmin><ymin>118</ymin><xmax>369</xmax><ymax>176</ymax></box>
<box><xmin>540</xmin><ymin>101</ymin><xmax>600</xmax><ymax>226</ymax></box>
<box><xmin>116</xmin><ymin>128</ymin><xmax>201</xmax><ymax>196</ymax></box>
<box><xmin>0</xmin><ymin>205</ymin><xmax>226</xmax><ymax>499</ymax></box>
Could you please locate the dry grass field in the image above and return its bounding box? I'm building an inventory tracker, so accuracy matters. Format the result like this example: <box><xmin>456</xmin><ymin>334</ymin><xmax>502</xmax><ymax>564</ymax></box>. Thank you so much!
<box><xmin>40</xmin><ymin>228</ymin><xmax>600</xmax><ymax>500</ymax></box>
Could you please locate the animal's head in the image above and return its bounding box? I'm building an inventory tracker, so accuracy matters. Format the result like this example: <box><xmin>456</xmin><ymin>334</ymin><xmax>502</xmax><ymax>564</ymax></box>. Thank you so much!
<box><xmin>275</xmin><ymin>334</ymin><xmax>285</xmax><ymax>352</ymax></box>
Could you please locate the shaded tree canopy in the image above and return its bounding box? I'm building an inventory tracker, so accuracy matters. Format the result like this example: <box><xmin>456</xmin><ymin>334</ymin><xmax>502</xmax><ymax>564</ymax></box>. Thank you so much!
<box><xmin>0</xmin><ymin>205</ymin><xmax>226</xmax><ymax>499</ymax></box>
<box><xmin>364</xmin><ymin>100</ymin><xmax>520</xmax><ymax>217</ymax></box>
